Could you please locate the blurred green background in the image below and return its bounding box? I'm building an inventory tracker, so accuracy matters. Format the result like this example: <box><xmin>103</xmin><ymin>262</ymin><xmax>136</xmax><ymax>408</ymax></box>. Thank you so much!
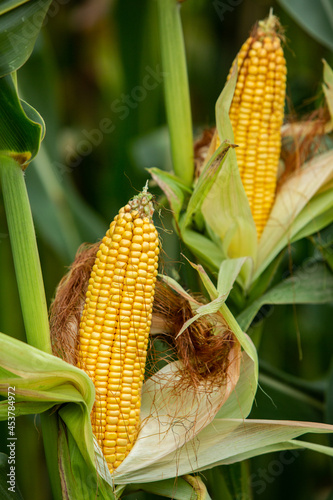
<box><xmin>0</xmin><ymin>0</ymin><xmax>332</xmax><ymax>498</ymax></box>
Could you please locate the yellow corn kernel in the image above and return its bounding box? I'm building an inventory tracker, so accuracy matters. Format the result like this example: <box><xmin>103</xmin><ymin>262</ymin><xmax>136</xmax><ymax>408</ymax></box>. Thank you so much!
<box><xmin>77</xmin><ymin>185</ymin><xmax>159</xmax><ymax>472</ymax></box>
<box><xmin>226</xmin><ymin>13</ymin><xmax>286</xmax><ymax>238</ymax></box>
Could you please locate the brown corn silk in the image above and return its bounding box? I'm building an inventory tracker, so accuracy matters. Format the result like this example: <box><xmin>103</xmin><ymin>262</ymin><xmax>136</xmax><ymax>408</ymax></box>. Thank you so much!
<box><xmin>226</xmin><ymin>13</ymin><xmax>287</xmax><ymax>238</ymax></box>
<box><xmin>50</xmin><ymin>242</ymin><xmax>235</xmax><ymax>386</ymax></box>
<box><xmin>77</xmin><ymin>189</ymin><xmax>159</xmax><ymax>471</ymax></box>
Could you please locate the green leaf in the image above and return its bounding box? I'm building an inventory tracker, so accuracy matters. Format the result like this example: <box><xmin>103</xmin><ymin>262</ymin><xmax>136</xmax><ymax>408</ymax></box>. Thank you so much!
<box><xmin>0</xmin><ymin>0</ymin><xmax>53</xmax><ymax>76</ymax></box>
<box><xmin>0</xmin><ymin>74</ymin><xmax>44</xmax><ymax>163</ymax></box>
<box><xmin>237</xmin><ymin>262</ymin><xmax>333</xmax><ymax>331</ymax></box>
<box><xmin>278</xmin><ymin>0</ymin><xmax>333</xmax><ymax>51</ymax></box>
<box><xmin>0</xmin><ymin>453</ymin><xmax>24</xmax><ymax>500</ymax></box>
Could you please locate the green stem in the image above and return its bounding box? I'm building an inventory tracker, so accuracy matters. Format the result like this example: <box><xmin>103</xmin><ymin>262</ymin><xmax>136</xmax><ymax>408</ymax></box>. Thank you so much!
<box><xmin>0</xmin><ymin>155</ymin><xmax>62</xmax><ymax>499</ymax></box>
<box><xmin>157</xmin><ymin>0</ymin><xmax>194</xmax><ymax>186</ymax></box>
<box><xmin>0</xmin><ymin>155</ymin><xmax>50</xmax><ymax>351</ymax></box>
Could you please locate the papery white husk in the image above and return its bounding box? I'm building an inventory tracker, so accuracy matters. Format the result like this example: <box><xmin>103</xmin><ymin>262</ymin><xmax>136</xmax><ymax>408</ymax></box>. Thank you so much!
<box><xmin>95</xmin><ymin>346</ymin><xmax>259</xmax><ymax>485</ymax></box>
<box><xmin>255</xmin><ymin>148</ymin><xmax>333</xmax><ymax>280</ymax></box>
<box><xmin>95</xmin><ymin>342</ymin><xmax>245</xmax><ymax>485</ymax></box>
<box><xmin>95</xmin><ymin>342</ymin><xmax>333</xmax><ymax>485</ymax></box>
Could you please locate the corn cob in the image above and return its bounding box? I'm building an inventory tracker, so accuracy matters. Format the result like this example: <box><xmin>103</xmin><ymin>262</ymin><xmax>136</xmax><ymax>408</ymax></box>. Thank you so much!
<box><xmin>77</xmin><ymin>186</ymin><xmax>159</xmax><ymax>471</ymax></box>
<box><xmin>227</xmin><ymin>13</ymin><xmax>287</xmax><ymax>238</ymax></box>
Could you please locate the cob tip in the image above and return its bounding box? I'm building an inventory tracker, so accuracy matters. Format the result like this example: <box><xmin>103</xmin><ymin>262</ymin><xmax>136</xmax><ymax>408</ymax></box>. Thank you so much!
<box><xmin>127</xmin><ymin>182</ymin><xmax>154</xmax><ymax>219</ymax></box>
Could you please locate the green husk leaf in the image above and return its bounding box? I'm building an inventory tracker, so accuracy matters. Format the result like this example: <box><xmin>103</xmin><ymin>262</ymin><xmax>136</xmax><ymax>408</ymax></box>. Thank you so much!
<box><xmin>0</xmin><ymin>401</ymin><xmax>55</xmax><ymax>419</ymax></box>
<box><xmin>0</xmin><ymin>0</ymin><xmax>53</xmax><ymax>77</ymax></box>
<box><xmin>176</xmin><ymin>295</ymin><xmax>228</xmax><ymax>338</ymax></box>
<box><xmin>215</xmin><ymin>57</ymin><xmax>237</xmax><ymax>142</ymax></box>
<box><xmin>201</xmin><ymin>93</ymin><xmax>257</xmax><ymax>289</ymax></box>
<box><xmin>189</xmin><ymin>262</ymin><xmax>258</xmax><ymax>372</ymax></box>
<box><xmin>181</xmin><ymin>226</ymin><xmax>225</xmax><ymax>273</ymax></box>
<box><xmin>182</xmin><ymin>141</ymin><xmax>233</xmax><ymax>229</ymax></box>
<box><xmin>0</xmin><ymin>74</ymin><xmax>44</xmax><ymax>164</ymax></box>
<box><xmin>0</xmin><ymin>332</ymin><xmax>104</xmax><ymax>497</ymax></box>
<box><xmin>109</xmin><ymin>356</ymin><xmax>333</xmax><ymax>482</ymax></box>
<box><xmin>186</xmin><ymin>260</ymin><xmax>219</xmax><ymax>301</ymax></box>
<box><xmin>0</xmin><ymin>333</ymin><xmax>95</xmax><ymax>426</ymax></box>
<box><xmin>176</xmin><ymin>257</ymin><xmax>249</xmax><ymax>337</ymax></box>
<box><xmin>58</xmin><ymin>420</ymin><xmax>116</xmax><ymax>500</ymax></box>
<box><xmin>201</xmin><ymin>146</ymin><xmax>257</xmax><ymax>289</ymax></box>
<box><xmin>237</xmin><ymin>262</ymin><xmax>333</xmax><ymax>331</ymax></box>
<box><xmin>217</xmin><ymin>257</ymin><xmax>249</xmax><ymax>298</ymax></box>
<box><xmin>0</xmin><ymin>331</ymin><xmax>94</xmax><ymax>419</ymax></box>
<box><xmin>149</xmin><ymin>166</ymin><xmax>191</xmax><ymax>222</ymax></box>
<box><xmin>202</xmin><ymin>57</ymin><xmax>257</xmax><ymax>289</ymax></box>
